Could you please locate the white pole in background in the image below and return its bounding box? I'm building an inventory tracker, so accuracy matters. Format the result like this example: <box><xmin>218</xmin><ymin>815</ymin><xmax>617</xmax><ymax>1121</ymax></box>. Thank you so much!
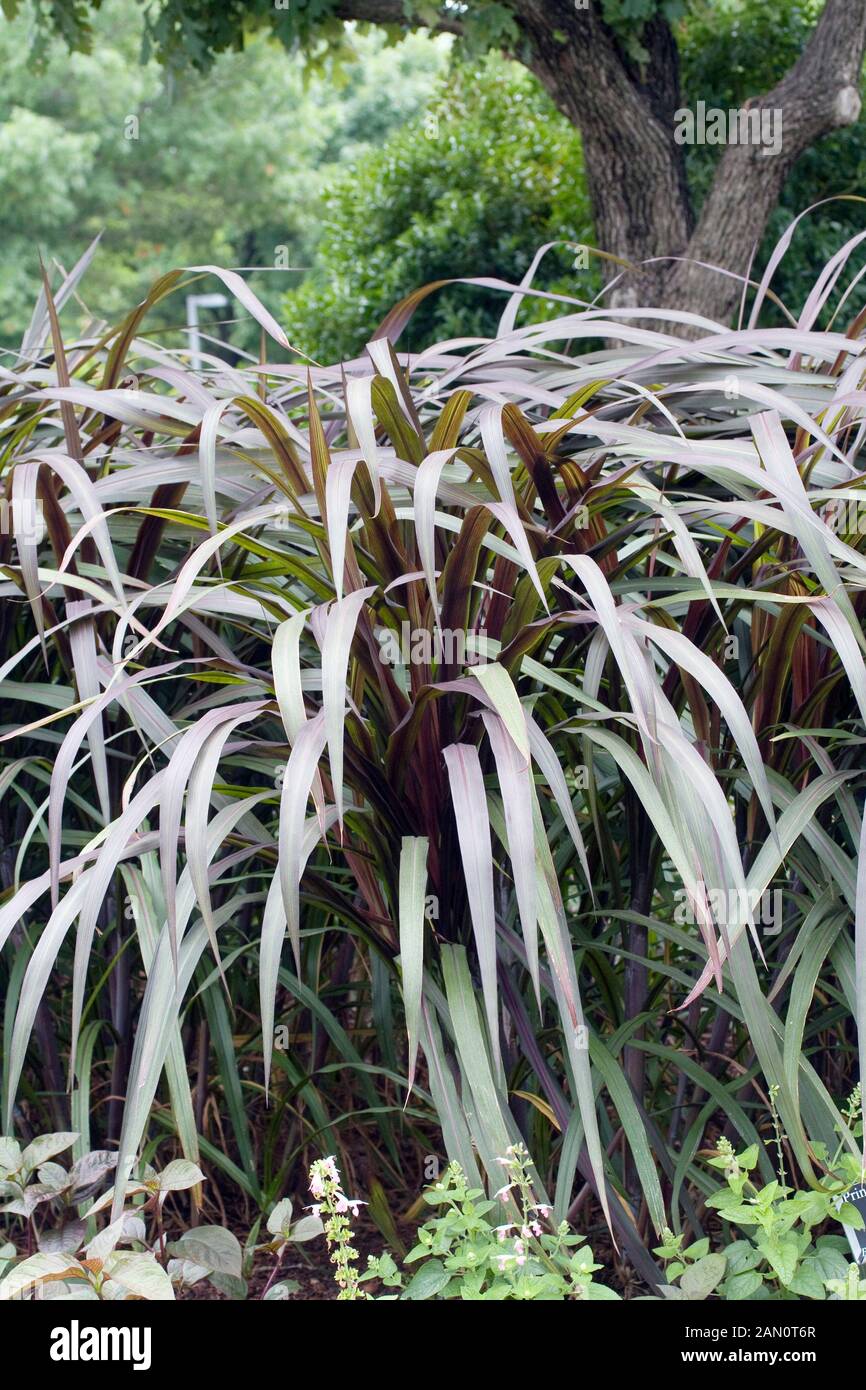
<box><xmin>185</xmin><ymin>292</ymin><xmax>228</xmax><ymax>371</ymax></box>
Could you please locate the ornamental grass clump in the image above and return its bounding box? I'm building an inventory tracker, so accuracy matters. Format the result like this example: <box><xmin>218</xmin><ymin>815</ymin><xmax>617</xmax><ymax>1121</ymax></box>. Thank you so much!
<box><xmin>2</xmin><ymin>227</ymin><xmax>866</xmax><ymax>1291</ymax></box>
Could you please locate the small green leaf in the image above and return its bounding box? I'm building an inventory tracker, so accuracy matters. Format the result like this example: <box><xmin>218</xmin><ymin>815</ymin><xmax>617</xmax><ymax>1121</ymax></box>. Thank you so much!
<box><xmin>401</xmin><ymin>1258</ymin><xmax>451</xmax><ymax>1300</ymax></box>
<box><xmin>724</xmin><ymin>1270</ymin><xmax>764</xmax><ymax>1300</ymax></box>
<box><xmin>266</xmin><ymin>1198</ymin><xmax>293</xmax><ymax>1237</ymax></box>
<box><xmin>839</xmin><ymin>1202</ymin><xmax>865</xmax><ymax>1231</ymax></box>
<box><xmin>264</xmin><ymin>1280</ymin><xmax>300</xmax><ymax>1300</ymax></box>
<box><xmin>103</xmin><ymin>1251</ymin><xmax>175</xmax><ymax>1301</ymax></box>
<box><xmin>724</xmin><ymin>1240</ymin><xmax>762</xmax><ymax>1275</ymax></box>
<box><xmin>157</xmin><ymin>1160</ymin><xmax>205</xmax><ymax>1193</ymax></box>
<box><xmin>756</xmin><ymin>1235</ymin><xmax>800</xmax><ymax>1287</ymax></box>
<box><xmin>788</xmin><ymin>1263</ymin><xmax>826</xmax><ymax>1300</ymax></box>
<box><xmin>290</xmin><ymin>1215</ymin><xmax>324</xmax><ymax>1243</ymax></box>
<box><xmin>680</xmin><ymin>1254</ymin><xmax>726</xmax><ymax>1300</ymax></box>
<box><xmin>21</xmin><ymin>1133</ymin><xmax>78</xmax><ymax>1172</ymax></box>
<box><xmin>170</xmin><ymin>1226</ymin><xmax>242</xmax><ymax>1279</ymax></box>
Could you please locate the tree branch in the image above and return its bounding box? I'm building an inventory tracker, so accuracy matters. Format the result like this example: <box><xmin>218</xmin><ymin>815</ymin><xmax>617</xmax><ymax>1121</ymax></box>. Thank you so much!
<box><xmin>665</xmin><ymin>0</ymin><xmax>866</xmax><ymax>320</ymax></box>
<box><xmin>330</xmin><ymin>1</ymin><xmax>464</xmax><ymax>36</ymax></box>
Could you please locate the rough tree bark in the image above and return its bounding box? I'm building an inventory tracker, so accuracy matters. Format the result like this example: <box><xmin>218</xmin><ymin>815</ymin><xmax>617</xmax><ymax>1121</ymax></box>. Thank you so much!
<box><xmin>512</xmin><ymin>1</ymin><xmax>695</xmax><ymax>312</ymax></box>
<box><xmin>661</xmin><ymin>0</ymin><xmax>866</xmax><ymax>319</ymax></box>
<box><xmin>337</xmin><ymin>0</ymin><xmax>866</xmax><ymax>324</ymax></box>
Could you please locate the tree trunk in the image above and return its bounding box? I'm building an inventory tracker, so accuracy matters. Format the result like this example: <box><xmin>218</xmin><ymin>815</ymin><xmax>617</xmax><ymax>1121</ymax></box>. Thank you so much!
<box><xmin>512</xmin><ymin>0</ymin><xmax>866</xmax><ymax>325</ymax></box>
<box><xmin>514</xmin><ymin>2</ymin><xmax>693</xmax><ymax>310</ymax></box>
<box><xmin>663</xmin><ymin>0</ymin><xmax>866</xmax><ymax>322</ymax></box>
<box><xmin>336</xmin><ymin>2</ymin><xmax>866</xmax><ymax>321</ymax></box>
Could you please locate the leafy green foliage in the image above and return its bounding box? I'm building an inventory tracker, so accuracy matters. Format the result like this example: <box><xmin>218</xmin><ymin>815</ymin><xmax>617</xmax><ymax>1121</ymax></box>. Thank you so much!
<box><xmin>657</xmin><ymin>1109</ymin><xmax>866</xmax><ymax>1301</ymax></box>
<box><xmin>0</xmin><ymin>0</ymin><xmax>446</xmax><ymax>347</ymax></box>
<box><xmin>5</xmin><ymin>0</ymin><xmax>866</xmax><ymax>361</ymax></box>
<box><xmin>0</xmin><ymin>1136</ymin><xmax>226</xmax><ymax>1300</ymax></box>
<box><xmin>283</xmin><ymin>57</ymin><xmax>595</xmax><ymax>361</ymax></box>
<box><xmin>15</xmin><ymin>0</ymin><xmax>693</xmax><ymax>69</ymax></box>
<box><xmin>283</xmin><ymin>1</ymin><xmax>866</xmax><ymax>358</ymax></box>
<box><xmin>379</xmin><ymin>1150</ymin><xmax>619</xmax><ymax>1301</ymax></box>
<box><xmin>0</xmin><ymin>1131</ymin><xmax>113</xmax><ymax>1233</ymax></box>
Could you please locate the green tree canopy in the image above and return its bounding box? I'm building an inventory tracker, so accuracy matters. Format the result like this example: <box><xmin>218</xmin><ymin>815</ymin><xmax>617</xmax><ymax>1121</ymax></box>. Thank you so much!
<box><xmin>13</xmin><ymin>0</ymin><xmax>866</xmax><ymax>325</ymax></box>
<box><xmin>0</xmin><ymin>0</ymin><xmax>447</xmax><ymax>348</ymax></box>
<box><xmin>285</xmin><ymin>3</ymin><xmax>866</xmax><ymax>359</ymax></box>
<box><xmin>283</xmin><ymin>58</ymin><xmax>595</xmax><ymax>362</ymax></box>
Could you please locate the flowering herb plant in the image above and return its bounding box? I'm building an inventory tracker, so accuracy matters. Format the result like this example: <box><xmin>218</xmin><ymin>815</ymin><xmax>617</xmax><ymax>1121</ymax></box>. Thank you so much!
<box><xmin>308</xmin><ymin>1157</ymin><xmax>368</xmax><ymax>1300</ymax></box>
<box><xmin>359</xmin><ymin>1148</ymin><xmax>618</xmax><ymax>1301</ymax></box>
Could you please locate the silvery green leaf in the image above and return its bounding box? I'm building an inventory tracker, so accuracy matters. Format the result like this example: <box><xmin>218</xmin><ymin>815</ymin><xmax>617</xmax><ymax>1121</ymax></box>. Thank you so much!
<box><xmin>86</xmin><ymin>1181</ymin><xmax>148</xmax><ymax>1217</ymax></box>
<box><xmin>264</xmin><ymin>1279</ymin><xmax>300</xmax><ymax>1300</ymax></box>
<box><xmin>86</xmin><ymin>1216</ymin><xmax>126</xmax><ymax>1263</ymax></box>
<box><xmin>170</xmin><ymin>1226</ymin><xmax>242</xmax><ymax>1279</ymax></box>
<box><xmin>157</xmin><ymin>1159</ymin><xmax>205</xmax><ymax>1193</ymax></box>
<box><xmin>103</xmin><ymin>1251</ymin><xmax>175</xmax><ymax>1301</ymax></box>
<box><xmin>36</xmin><ymin>1162</ymin><xmax>70</xmax><ymax>1192</ymax></box>
<box><xmin>168</xmin><ymin>1257</ymin><xmax>210</xmax><ymax>1287</ymax></box>
<box><xmin>0</xmin><ymin>1198</ymin><xmax>28</xmax><ymax>1218</ymax></box>
<box><xmin>37</xmin><ymin>1220</ymin><xmax>86</xmax><ymax>1255</ymax></box>
<box><xmin>41</xmin><ymin>1280</ymin><xmax>99</xmax><ymax>1301</ymax></box>
<box><xmin>100</xmin><ymin>1278</ymin><xmax>132</xmax><ymax>1301</ymax></box>
<box><xmin>69</xmin><ymin>1150</ymin><xmax>117</xmax><ymax>1198</ymax></box>
<box><xmin>207</xmin><ymin>1272</ymin><xmax>247</xmax><ymax>1299</ymax></box>
<box><xmin>21</xmin><ymin>1132</ymin><xmax>78</xmax><ymax>1172</ymax></box>
<box><xmin>680</xmin><ymin>1254</ymin><xmax>727</xmax><ymax>1300</ymax></box>
<box><xmin>266</xmin><ymin>1197</ymin><xmax>293</xmax><ymax>1237</ymax></box>
<box><xmin>0</xmin><ymin>1252</ymin><xmax>83</xmax><ymax>1301</ymax></box>
<box><xmin>290</xmin><ymin>1214</ymin><xmax>324</xmax><ymax>1243</ymax></box>
<box><xmin>0</xmin><ymin>1139</ymin><xmax>22</xmax><ymax>1179</ymax></box>
<box><xmin>119</xmin><ymin>1214</ymin><xmax>147</xmax><ymax>1245</ymax></box>
<box><xmin>1</xmin><ymin>1184</ymin><xmax>55</xmax><ymax>1217</ymax></box>
<box><xmin>398</xmin><ymin>835</ymin><xmax>429</xmax><ymax>1093</ymax></box>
